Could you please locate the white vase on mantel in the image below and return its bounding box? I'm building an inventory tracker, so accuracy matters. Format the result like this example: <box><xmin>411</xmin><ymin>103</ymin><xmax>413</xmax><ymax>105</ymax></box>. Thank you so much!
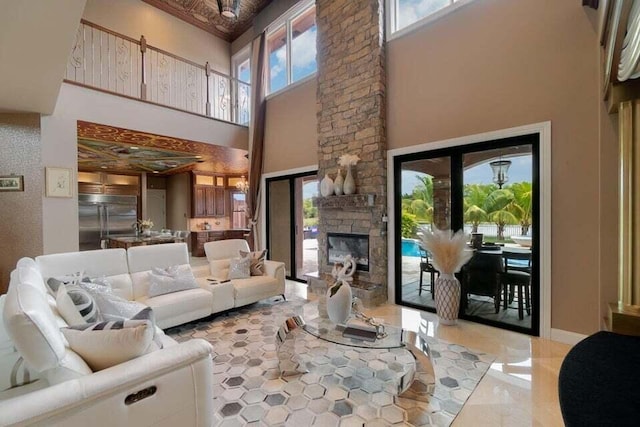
<box><xmin>334</xmin><ymin>169</ymin><xmax>344</xmax><ymax>195</ymax></box>
<box><xmin>343</xmin><ymin>165</ymin><xmax>356</xmax><ymax>195</ymax></box>
<box><xmin>320</xmin><ymin>174</ymin><xmax>334</xmax><ymax>197</ymax></box>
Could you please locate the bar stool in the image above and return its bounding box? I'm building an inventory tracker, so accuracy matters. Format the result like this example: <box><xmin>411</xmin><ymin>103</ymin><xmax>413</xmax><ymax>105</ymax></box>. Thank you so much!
<box><xmin>418</xmin><ymin>246</ymin><xmax>439</xmax><ymax>297</ymax></box>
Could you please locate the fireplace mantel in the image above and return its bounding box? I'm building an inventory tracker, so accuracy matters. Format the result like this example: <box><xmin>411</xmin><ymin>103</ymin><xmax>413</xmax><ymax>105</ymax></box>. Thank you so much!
<box><xmin>313</xmin><ymin>194</ymin><xmax>376</xmax><ymax>210</ymax></box>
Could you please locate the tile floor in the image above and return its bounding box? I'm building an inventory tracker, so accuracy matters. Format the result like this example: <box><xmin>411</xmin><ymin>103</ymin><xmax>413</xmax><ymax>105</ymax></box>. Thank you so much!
<box><xmin>284</xmin><ymin>279</ymin><xmax>570</xmax><ymax>426</ymax></box>
<box><xmin>189</xmin><ymin>257</ymin><xmax>570</xmax><ymax>426</ymax></box>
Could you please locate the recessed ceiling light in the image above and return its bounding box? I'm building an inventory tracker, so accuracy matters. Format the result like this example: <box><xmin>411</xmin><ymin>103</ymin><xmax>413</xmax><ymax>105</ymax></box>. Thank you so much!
<box><xmin>101</xmin><ymin>165</ymin><xmax>108</xmax><ymax>169</ymax></box>
<box><xmin>152</xmin><ymin>171</ymin><xmax>159</xmax><ymax>174</ymax></box>
<box><xmin>130</xmin><ymin>146</ymin><xmax>139</xmax><ymax>150</ymax></box>
<box><xmin>195</xmin><ymin>155</ymin><xmax>203</xmax><ymax>159</ymax></box>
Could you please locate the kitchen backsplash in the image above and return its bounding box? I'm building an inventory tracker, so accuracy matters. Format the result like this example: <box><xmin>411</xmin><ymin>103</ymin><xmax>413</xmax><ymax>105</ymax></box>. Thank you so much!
<box><xmin>189</xmin><ymin>217</ymin><xmax>230</xmax><ymax>231</ymax></box>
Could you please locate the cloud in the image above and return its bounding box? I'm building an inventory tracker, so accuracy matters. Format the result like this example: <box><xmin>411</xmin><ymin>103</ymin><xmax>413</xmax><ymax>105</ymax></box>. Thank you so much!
<box><xmin>397</xmin><ymin>0</ymin><xmax>449</xmax><ymax>29</ymax></box>
<box><xmin>269</xmin><ymin>26</ymin><xmax>317</xmax><ymax>80</ymax></box>
<box><xmin>292</xmin><ymin>27</ymin><xmax>317</xmax><ymax>71</ymax></box>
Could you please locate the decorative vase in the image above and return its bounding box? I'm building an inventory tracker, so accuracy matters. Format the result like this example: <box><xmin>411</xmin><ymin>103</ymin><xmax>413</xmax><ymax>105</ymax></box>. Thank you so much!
<box><xmin>326</xmin><ymin>281</ymin><xmax>352</xmax><ymax>325</ymax></box>
<box><xmin>334</xmin><ymin>169</ymin><xmax>344</xmax><ymax>195</ymax></box>
<box><xmin>434</xmin><ymin>273</ymin><xmax>461</xmax><ymax>325</ymax></box>
<box><xmin>343</xmin><ymin>165</ymin><xmax>356</xmax><ymax>195</ymax></box>
<box><xmin>320</xmin><ymin>174</ymin><xmax>334</xmax><ymax>197</ymax></box>
<box><xmin>142</xmin><ymin>228</ymin><xmax>151</xmax><ymax>237</ymax></box>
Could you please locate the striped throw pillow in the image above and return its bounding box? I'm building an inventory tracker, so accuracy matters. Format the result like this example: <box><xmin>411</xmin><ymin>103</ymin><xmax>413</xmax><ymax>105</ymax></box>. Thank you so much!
<box><xmin>56</xmin><ymin>284</ymin><xmax>100</xmax><ymax>326</ymax></box>
<box><xmin>239</xmin><ymin>249</ymin><xmax>267</xmax><ymax>276</ymax></box>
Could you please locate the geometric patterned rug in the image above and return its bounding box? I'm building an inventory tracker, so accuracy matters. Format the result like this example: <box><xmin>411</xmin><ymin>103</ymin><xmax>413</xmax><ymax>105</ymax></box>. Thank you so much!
<box><xmin>167</xmin><ymin>297</ymin><xmax>494</xmax><ymax>426</ymax></box>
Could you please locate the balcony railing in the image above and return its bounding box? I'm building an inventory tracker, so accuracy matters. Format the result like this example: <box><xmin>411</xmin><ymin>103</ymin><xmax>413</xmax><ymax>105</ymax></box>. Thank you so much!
<box><xmin>65</xmin><ymin>20</ymin><xmax>250</xmax><ymax>126</ymax></box>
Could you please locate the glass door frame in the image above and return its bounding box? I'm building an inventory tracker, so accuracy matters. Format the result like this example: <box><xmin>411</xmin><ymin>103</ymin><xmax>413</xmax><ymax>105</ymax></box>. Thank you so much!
<box><xmin>265</xmin><ymin>170</ymin><xmax>318</xmax><ymax>282</ymax></box>
<box><xmin>393</xmin><ymin>134</ymin><xmax>541</xmax><ymax>336</ymax></box>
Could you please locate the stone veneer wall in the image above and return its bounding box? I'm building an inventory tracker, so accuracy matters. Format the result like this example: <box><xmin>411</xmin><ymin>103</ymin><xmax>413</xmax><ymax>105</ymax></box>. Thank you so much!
<box><xmin>316</xmin><ymin>0</ymin><xmax>387</xmax><ymax>288</ymax></box>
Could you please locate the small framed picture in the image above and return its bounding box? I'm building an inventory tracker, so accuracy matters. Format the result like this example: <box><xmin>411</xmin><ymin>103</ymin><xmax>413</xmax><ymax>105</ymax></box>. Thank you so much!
<box><xmin>0</xmin><ymin>175</ymin><xmax>24</xmax><ymax>191</ymax></box>
<box><xmin>45</xmin><ymin>167</ymin><xmax>73</xmax><ymax>198</ymax></box>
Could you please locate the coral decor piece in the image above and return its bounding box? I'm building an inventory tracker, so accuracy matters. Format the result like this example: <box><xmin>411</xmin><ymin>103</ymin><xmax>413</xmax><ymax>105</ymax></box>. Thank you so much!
<box><xmin>421</xmin><ymin>229</ymin><xmax>473</xmax><ymax>325</ymax></box>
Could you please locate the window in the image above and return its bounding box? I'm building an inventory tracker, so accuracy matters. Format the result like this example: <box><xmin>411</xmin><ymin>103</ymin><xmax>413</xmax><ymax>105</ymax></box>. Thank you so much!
<box><xmin>232</xmin><ymin>47</ymin><xmax>251</xmax><ymax>125</ymax></box>
<box><xmin>389</xmin><ymin>0</ymin><xmax>475</xmax><ymax>36</ymax></box>
<box><xmin>267</xmin><ymin>0</ymin><xmax>317</xmax><ymax>94</ymax></box>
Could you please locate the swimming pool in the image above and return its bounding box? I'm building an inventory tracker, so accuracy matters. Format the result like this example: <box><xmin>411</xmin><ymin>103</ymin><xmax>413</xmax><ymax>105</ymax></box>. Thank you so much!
<box><xmin>401</xmin><ymin>239</ymin><xmax>422</xmax><ymax>257</ymax></box>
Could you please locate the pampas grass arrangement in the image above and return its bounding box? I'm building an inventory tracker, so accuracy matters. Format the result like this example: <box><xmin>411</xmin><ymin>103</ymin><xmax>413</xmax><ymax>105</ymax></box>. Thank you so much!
<box><xmin>421</xmin><ymin>229</ymin><xmax>472</xmax><ymax>275</ymax></box>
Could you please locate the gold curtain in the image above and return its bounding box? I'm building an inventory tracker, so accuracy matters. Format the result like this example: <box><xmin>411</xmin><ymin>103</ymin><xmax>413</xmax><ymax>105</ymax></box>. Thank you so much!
<box><xmin>619</xmin><ymin>100</ymin><xmax>640</xmax><ymax>306</ymax></box>
<box><xmin>247</xmin><ymin>32</ymin><xmax>266</xmax><ymax>250</ymax></box>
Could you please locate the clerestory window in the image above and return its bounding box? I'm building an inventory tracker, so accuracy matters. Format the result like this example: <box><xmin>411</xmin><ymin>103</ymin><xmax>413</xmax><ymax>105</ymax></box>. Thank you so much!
<box><xmin>388</xmin><ymin>0</ymin><xmax>477</xmax><ymax>38</ymax></box>
<box><xmin>266</xmin><ymin>0</ymin><xmax>317</xmax><ymax>95</ymax></box>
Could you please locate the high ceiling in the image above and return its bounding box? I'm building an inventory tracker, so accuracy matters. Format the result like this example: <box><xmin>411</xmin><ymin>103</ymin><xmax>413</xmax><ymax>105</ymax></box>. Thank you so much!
<box><xmin>77</xmin><ymin>121</ymin><xmax>248</xmax><ymax>176</ymax></box>
<box><xmin>142</xmin><ymin>0</ymin><xmax>272</xmax><ymax>41</ymax></box>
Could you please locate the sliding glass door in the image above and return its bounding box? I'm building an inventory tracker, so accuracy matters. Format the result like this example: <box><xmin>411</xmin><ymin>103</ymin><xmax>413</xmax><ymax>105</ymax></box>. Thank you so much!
<box><xmin>395</xmin><ymin>135</ymin><xmax>539</xmax><ymax>335</ymax></box>
<box><xmin>266</xmin><ymin>172</ymin><xmax>318</xmax><ymax>281</ymax></box>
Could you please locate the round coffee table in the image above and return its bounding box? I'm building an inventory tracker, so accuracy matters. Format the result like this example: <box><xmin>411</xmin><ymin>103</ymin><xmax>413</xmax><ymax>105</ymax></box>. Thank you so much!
<box><xmin>275</xmin><ymin>301</ymin><xmax>435</xmax><ymax>402</ymax></box>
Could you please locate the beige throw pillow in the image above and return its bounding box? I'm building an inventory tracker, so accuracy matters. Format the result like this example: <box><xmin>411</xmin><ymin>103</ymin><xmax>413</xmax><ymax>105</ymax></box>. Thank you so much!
<box><xmin>239</xmin><ymin>249</ymin><xmax>267</xmax><ymax>276</ymax></box>
<box><xmin>61</xmin><ymin>318</ymin><xmax>155</xmax><ymax>371</ymax></box>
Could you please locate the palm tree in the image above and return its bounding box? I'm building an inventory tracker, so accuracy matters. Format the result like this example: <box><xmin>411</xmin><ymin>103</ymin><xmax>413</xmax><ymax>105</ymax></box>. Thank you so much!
<box><xmin>463</xmin><ymin>184</ymin><xmax>489</xmax><ymax>232</ymax></box>
<box><xmin>507</xmin><ymin>182</ymin><xmax>533</xmax><ymax>235</ymax></box>
<box><xmin>401</xmin><ymin>174</ymin><xmax>434</xmax><ymax>223</ymax></box>
<box><xmin>484</xmin><ymin>188</ymin><xmax>517</xmax><ymax>240</ymax></box>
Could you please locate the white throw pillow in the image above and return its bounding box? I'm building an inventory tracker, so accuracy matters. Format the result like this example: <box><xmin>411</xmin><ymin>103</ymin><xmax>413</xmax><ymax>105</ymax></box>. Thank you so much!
<box><xmin>79</xmin><ymin>278</ymin><xmax>147</xmax><ymax>322</ymax></box>
<box><xmin>61</xmin><ymin>317</ymin><xmax>155</xmax><ymax>371</ymax></box>
<box><xmin>147</xmin><ymin>265</ymin><xmax>198</xmax><ymax>298</ymax></box>
<box><xmin>228</xmin><ymin>256</ymin><xmax>251</xmax><ymax>279</ymax></box>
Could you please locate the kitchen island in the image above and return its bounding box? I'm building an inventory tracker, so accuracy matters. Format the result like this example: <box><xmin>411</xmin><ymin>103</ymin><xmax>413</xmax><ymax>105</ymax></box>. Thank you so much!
<box><xmin>107</xmin><ymin>234</ymin><xmax>186</xmax><ymax>249</ymax></box>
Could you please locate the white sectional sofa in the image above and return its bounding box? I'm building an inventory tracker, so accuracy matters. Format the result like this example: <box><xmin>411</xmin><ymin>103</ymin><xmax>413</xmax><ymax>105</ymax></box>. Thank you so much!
<box><xmin>0</xmin><ymin>257</ymin><xmax>213</xmax><ymax>427</ymax></box>
<box><xmin>0</xmin><ymin>242</ymin><xmax>286</xmax><ymax>426</ymax></box>
<box><xmin>204</xmin><ymin>239</ymin><xmax>286</xmax><ymax>307</ymax></box>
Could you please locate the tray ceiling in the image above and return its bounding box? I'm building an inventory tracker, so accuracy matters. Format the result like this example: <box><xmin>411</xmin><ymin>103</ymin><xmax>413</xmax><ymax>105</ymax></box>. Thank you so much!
<box><xmin>77</xmin><ymin>121</ymin><xmax>248</xmax><ymax>176</ymax></box>
<box><xmin>142</xmin><ymin>0</ymin><xmax>272</xmax><ymax>41</ymax></box>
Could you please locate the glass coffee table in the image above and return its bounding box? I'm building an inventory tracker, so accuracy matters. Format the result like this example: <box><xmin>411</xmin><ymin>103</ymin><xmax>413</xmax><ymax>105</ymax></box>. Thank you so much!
<box><xmin>275</xmin><ymin>301</ymin><xmax>435</xmax><ymax>402</ymax></box>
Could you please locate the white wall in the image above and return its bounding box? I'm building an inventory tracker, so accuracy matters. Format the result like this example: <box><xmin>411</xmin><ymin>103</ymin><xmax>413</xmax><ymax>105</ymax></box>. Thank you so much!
<box><xmin>41</xmin><ymin>83</ymin><xmax>248</xmax><ymax>254</ymax></box>
<box><xmin>82</xmin><ymin>0</ymin><xmax>230</xmax><ymax>74</ymax></box>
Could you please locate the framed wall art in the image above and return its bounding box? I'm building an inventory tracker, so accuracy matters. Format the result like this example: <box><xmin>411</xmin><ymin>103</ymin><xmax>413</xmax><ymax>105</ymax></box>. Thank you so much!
<box><xmin>45</xmin><ymin>167</ymin><xmax>73</xmax><ymax>198</ymax></box>
<box><xmin>0</xmin><ymin>175</ymin><xmax>24</xmax><ymax>192</ymax></box>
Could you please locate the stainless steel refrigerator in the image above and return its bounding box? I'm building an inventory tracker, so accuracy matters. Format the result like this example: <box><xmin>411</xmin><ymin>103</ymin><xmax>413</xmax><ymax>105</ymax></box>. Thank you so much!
<box><xmin>79</xmin><ymin>194</ymin><xmax>138</xmax><ymax>251</ymax></box>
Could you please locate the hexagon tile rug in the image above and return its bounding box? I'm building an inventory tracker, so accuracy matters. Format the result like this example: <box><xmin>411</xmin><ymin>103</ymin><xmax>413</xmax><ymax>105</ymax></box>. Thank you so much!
<box><xmin>167</xmin><ymin>298</ymin><xmax>495</xmax><ymax>426</ymax></box>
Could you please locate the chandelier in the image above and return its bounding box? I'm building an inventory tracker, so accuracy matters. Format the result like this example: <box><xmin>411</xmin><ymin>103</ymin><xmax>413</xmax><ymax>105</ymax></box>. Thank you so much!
<box><xmin>236</xmin><ymin>175</ymin><xmax>249</xmax><ymax>193</ymax></box>
<box><xmin>217</xmin><ymin>0</ymin><xmax>240</xmax><ymax>19</ymax></box>
<box><xmin>489</xmin><ymin>159</ymin><xmax>511</xmax><ymax>189</ymax></box>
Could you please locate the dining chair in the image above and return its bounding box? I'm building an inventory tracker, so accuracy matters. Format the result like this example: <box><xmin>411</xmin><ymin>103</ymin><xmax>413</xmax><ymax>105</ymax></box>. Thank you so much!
<box><xmin>461</xmin><ymin>252</ymin><xmax>504</xmax><ymax>313</ymax></box>
<box><xmin>499</xmin><ymin>250</ymin><xmax>532</xmax><ymax>320</ymax></box>
<box><xmin>418</xmin><ymin>246</ymin><xmax>439</xmax><ymax>297</ymax></box>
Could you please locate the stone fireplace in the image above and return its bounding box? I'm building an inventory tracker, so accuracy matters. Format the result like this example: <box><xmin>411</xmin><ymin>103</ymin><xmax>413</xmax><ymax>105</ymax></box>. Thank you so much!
<box><xmin>311</xmin><ymin>0</ymin><xmax>387</xmax><ymax>306</ymax></box>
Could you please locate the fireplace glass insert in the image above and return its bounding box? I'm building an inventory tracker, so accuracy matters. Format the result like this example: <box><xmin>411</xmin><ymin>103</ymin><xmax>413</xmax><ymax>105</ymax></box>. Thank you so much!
<box><xmin>327</xmin><ymin>233</ymin><xmax>369</xmax><ymax>271</ymax></box>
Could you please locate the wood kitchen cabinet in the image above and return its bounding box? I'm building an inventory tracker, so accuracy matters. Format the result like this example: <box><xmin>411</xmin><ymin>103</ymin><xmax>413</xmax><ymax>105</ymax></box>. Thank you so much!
<box><xmin>191</xmin><ymin>230</ymin><xmax>249</xmax><ymax>257</ymax></box>
<box><xmin>191</xmin><ymin>173</ymin><xmax>227</xmax><ymax>218</ymax></box>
